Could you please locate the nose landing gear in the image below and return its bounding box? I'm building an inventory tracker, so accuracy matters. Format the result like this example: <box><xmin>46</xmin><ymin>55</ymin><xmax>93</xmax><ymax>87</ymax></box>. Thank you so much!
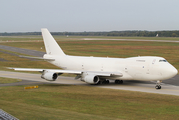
<box><xmin>155</xmin><ymin>80</ymin><xmax>162</xmax><ymax>89</ymax></box>
<box><xmin>155</xmin><ymin>85</ymin><xmax>161</xmax><ymax>89</ymax></box>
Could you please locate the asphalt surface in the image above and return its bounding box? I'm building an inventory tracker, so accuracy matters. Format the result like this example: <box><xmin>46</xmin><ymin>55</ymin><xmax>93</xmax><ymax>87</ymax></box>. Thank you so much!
<box><xmin>0</xmin><ymin>44</ymin><xmax>179</xmax><ymax>95</ymax></box>
<box><xmin>0</xmin><ymin>45</ymin><xmax>45</xmax><ymax>57</ymax></box>
<box><xmin>84</xmin><ymin>38</ymin><xmax>179</xmax><ymax>43</ymax></box>
<box><xmin>0</xmin><ymin>71</ymin><xmax>179</xmax><ymax>96</ymax></box>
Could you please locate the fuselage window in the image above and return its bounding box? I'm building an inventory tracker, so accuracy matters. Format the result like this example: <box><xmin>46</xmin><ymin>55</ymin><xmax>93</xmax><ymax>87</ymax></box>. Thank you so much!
<box><xmin>159</xmin><ymin>60</ymin><xmax>167</xmax><ymax>62</ymax></box>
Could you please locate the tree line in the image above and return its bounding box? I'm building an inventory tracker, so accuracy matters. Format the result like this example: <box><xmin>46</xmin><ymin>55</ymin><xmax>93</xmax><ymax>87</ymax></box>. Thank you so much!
<box><xmin>0</xmin><ymin>30</ymin><xmax>179</xmax><ymax>37</ymax></box>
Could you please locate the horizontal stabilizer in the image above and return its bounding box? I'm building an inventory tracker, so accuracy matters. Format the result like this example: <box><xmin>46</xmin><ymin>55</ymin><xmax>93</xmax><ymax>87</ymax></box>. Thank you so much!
<box><xmin>19</xmin><ymin>55</ymin><xmax>55</xmax><ymax>61</ymax></box>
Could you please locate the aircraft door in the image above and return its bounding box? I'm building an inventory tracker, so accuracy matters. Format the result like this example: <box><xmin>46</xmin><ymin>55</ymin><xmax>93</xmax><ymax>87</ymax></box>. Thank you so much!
<box><xmin>125</xmin><ymin>66</ymin><xmax>128</xmax><ymax>72</ymax></box>
<box><xmin>147</xmin><ymin>59</ymin><xmax>156</xmax><ymax>74</ymax></box>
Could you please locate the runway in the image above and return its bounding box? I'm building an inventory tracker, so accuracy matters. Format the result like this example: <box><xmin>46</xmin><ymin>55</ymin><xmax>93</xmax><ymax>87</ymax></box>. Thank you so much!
<box><xmin>0</xmin><ymin>45</ymin><xmax>45</xmax><ymax>57</ymax></box>
<box><xmin>84</xmin><ymin>38</ymin><xmax>179</xmax><ymax>43</ymax></box>
<box><xmin>0</xmin><ymin>71</ymin><xmax>179</xmax><ymax>96</ymax></box>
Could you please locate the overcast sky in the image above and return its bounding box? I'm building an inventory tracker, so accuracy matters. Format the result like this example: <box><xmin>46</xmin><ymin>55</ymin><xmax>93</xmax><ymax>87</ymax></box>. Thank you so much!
<box><xmin>0</xmin><ymin>0</ymin><xmax>179</xmax><ymax>32</ymax></box>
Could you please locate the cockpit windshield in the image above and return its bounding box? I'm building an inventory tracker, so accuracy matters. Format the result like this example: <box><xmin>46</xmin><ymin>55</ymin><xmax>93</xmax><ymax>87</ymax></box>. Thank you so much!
<box><xmin>159</xmin><ymin>60</ymin><xmax>167</xmax><ymax>62</ymax></box>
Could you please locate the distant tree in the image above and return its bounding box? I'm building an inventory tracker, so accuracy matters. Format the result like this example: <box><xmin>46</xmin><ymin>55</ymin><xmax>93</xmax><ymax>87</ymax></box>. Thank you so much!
<box><xmin>0</xmin><ymin>30</ymin><xmax>179</xmax><ymax>37</ymax></box>
<box><xmin>172</xmin><ymin>33</ymin><xmax>177</xmax><ymax>37</ymax></box>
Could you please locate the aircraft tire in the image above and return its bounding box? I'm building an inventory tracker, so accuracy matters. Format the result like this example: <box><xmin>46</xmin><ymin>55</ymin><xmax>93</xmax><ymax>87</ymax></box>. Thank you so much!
<box><xmin>155</xmin><ymin>85</ymin><xmax>161</xmax><ymax>89</ymax></box>
<box><xmin>115</xmin><ymin>80</ymin><xmax>123</xmax><ymax>84</ymax></box>
<box><xmin>102</xmin><ymin>80</ymin><xmax>109</xmax><ymax>84</ymax></box>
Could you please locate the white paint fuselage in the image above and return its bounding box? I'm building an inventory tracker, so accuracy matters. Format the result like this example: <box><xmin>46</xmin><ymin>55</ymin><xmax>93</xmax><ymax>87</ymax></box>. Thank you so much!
<box><xmin>46</xmin><ymin>55</ymin><xmax>178</xmax><ymax>81</ymax></box>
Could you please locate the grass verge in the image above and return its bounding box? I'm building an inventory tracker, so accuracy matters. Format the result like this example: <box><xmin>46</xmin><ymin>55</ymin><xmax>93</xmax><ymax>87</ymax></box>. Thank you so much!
<box><xmin>0</xmin><ymin>84</ymin><xmax>179</xmax><ymax>120</ymax></box>
<box><xmin>0</xmin><ymin>77</ymin><xmax>21</xmax><ymax>84</ymax></box>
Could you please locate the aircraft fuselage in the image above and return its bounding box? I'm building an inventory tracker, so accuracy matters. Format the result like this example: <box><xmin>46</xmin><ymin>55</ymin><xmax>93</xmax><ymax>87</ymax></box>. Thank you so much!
<box><xmin>45</xmin><ymin>55</ymin><xmax>177</xmax><ymax>81</ymax></box>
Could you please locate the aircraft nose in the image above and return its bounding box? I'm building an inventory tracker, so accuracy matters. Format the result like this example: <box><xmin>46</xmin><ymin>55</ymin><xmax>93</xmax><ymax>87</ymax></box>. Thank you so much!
<box><xmin>172</xmin><ymin>67</ymin><xmax>178</xmax><ymax>76</ymax></box>
<box><xmin>161</xmin><ymin>64</ymin><xmax>178</xmax><ymax>80</ymax></box>
<box><xmin>169</xmin><ymin>66</ymin><xmax>178</xmax><ymax>77</ymax></box>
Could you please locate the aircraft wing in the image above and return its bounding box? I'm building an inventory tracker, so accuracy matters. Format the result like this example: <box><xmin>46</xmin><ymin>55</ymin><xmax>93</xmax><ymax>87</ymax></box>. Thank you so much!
<box><xmin>8</xmin><ymin>68</ymin><xmax>82</xmax><ymax>74</ymax></box>
<box><xmin>8</xmin><ymin>68</ymin><xmax>123</xmax><ymax>77</ymax></box>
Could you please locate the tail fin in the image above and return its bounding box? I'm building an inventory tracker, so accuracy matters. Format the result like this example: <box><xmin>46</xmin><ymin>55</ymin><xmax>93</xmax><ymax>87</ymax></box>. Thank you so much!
<box><xmin>41</xmin><ymin>28</ymin><xmax>65</xmax><ymax>56</ymax></box>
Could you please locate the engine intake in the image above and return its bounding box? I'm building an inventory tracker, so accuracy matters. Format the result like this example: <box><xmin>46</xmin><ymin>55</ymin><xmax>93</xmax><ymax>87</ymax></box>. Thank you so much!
<box><xmin>82</xmin><ymin>74</ymin><xmax>99</xmax><ymax>84</ymax></box>
<box><xmin>41</xmin><ymin>71</ymin><xmax>58</xmax><ymax>81</ymax></box>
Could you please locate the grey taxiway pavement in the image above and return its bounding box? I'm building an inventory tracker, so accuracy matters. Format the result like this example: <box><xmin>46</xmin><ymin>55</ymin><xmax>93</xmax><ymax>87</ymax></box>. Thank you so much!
<box><xmin>0</xmin><ymin>70</ymin><xmax>179</xmax><ymax>96</ymax></box>
<box><xmin>1</xmin><ymin>44</ymin><xmax>179</xmax><ymax>96</ymax></box>
<box><xmin>0</xmin><ymin>45</ymin><xmax>45</xmax><ymax>57</ymax></box>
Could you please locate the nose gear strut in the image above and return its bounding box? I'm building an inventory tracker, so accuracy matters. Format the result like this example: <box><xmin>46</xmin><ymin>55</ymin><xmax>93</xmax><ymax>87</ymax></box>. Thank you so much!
<box><xmin>155</xmin><ymin>80</ymin><xmax>162</xmax><ymax>89</ymax></box>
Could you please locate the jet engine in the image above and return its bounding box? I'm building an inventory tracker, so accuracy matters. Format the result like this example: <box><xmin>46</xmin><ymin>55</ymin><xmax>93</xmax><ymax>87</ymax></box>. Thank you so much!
<box><xmin>41</xmin><ymin>71</ymin><xmax>58</xmax><ymax>81</ymax></box>
<box><xmin>82</xmin><ymin>74</ymin><xmax>99</xmax><ymax>84</ymax></box>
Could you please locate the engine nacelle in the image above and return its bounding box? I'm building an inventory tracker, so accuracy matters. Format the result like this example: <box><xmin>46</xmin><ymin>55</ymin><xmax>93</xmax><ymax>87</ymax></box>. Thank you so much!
<box><xmin>82</xmin><ymin>74</ymin><xmax>99</xmax><ymax>84</ymax></box>
<box><xmin>41</xmin><ymin>71</ymin><xmax>58</xmax><ymax>81</ymax></box>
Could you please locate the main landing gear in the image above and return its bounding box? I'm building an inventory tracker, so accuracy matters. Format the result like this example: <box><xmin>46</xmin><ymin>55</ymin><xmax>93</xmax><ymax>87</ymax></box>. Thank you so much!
<box><xmin>97</xmin><ymin>79</ymin><xmax>109</xmax><ymax>85</ymax></box>
<box><xmin>102</xmin><ymin>80</ymin><xmax>110</xmax><ymax>84</ymax></box>
<box><xmin>115</xmin><ymin>80</ymin><xmax>123</xmax><ymax>84</ymax></box>
<box><xmin>97</xmin><ymin>79</ymin><xmax>123</xmax><ymax>85</ymax></box>
<box><xmin>155</xmin><ymin>80</ymin><xmax>162</xmax><ymax>89</ymax></box>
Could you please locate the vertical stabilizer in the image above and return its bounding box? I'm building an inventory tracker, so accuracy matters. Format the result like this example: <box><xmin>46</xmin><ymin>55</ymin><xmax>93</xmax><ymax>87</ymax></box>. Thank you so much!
<box><xmin>41</xmin><ymin>28</ymin><xmax>65</xmax><ymax>56</ymax></box>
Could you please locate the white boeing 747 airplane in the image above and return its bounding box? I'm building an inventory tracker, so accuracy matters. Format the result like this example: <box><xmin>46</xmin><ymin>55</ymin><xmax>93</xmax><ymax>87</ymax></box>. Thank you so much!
<box><xmin>11</xmin><ymin>28</ymin><xmax>178</xmax><ymax>89</ymax></box>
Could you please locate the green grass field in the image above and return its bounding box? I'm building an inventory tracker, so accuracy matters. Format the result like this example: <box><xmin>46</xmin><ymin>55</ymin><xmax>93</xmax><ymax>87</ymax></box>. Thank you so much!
<box><xmin>1</xmin><ymin>84</ymin><xmax>179</xmax><ymax>120</ymax></box>
<box><xmin>0</xmin><ymin>77</ymin><xmax>21</xmax><ymax>84</ymax></box>
<box><xmin>1</xmin><ymin>36</ymin><xmax>179</xmax><ymax>119</ymax></box>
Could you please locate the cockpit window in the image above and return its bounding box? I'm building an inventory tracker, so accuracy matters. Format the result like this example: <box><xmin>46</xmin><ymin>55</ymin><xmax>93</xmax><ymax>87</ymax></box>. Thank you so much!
<box><xmin>159</xmin><ymin>60</ymin><xmax>167</xmax><ymax>62</ymax></box>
